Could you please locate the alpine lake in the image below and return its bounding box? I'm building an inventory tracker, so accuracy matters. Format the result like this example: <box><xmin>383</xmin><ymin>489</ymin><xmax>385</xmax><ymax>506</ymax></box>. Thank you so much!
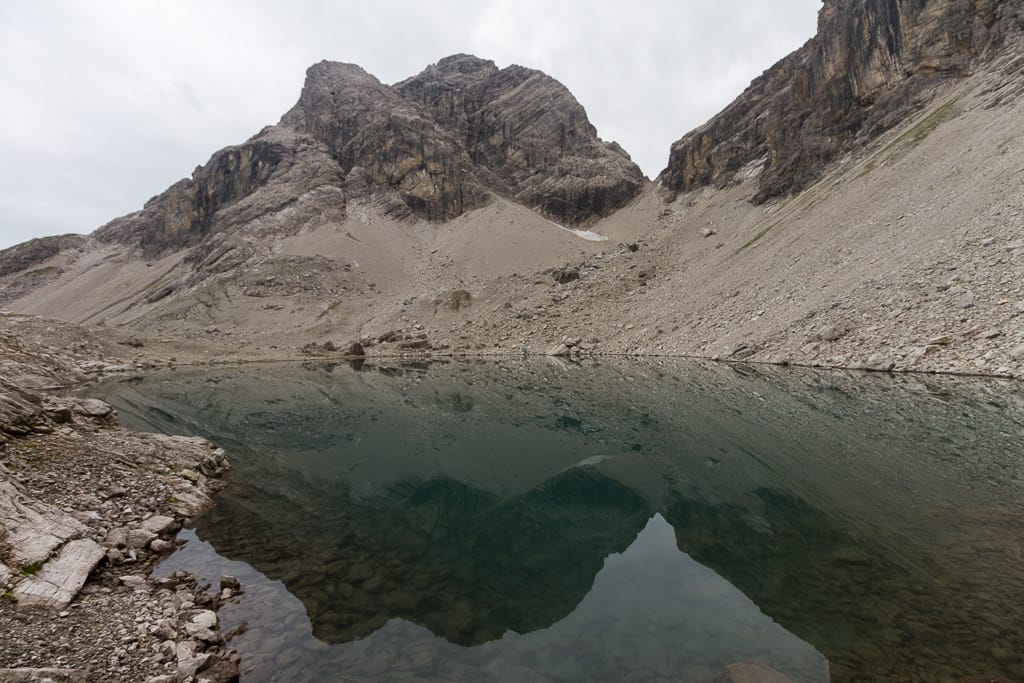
<box><xmin>94</xmin><ymin>357</ymin><xmax>1024</xmax><ymax>683</ymax></box>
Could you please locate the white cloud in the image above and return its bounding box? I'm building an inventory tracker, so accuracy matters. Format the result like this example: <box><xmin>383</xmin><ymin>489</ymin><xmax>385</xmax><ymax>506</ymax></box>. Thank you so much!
<box><xmin>0</xmin><ymin>0</ymin><xmax>819</xmax><ymax>249</ymax></box>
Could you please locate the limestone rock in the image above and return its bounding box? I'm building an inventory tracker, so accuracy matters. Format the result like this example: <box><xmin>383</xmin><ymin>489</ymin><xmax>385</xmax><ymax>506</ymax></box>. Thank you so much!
<box><xmin>0</xmin><ymin>481</ymin><xmax>87</xmax><ymax>567</ymax></box>
<box><xmin>397</xmin><ymin>54</ymin><xmax>644</xmax><ymax>224</ymax></box>
<box><xmin>658</xmin><ymin>0</ymin><xmax>1024</xmax><ymax>203</ymax></box>
<box><xmin>141</xmin><ymin>514</ymin><xmax>177</xmax><ymax>536</ymax></box>
<box><xmin>0</xmin><ymin>237</ymin><xmax>83</xmax><ymax>306</ymax></box>
<box><xmin>127</xmin><ymin>527</ymin><xmax>158</xmax><ymax>549</ymax></box>
<box><xmin>196</xmin><ymin>655</ymin><xmax>241</xmax><ymax>683</ymax></box>
<box><xmin>1</xmin><ymin>53</ymin><xmax>639</xmax><ymax>289</ymax></box>
<box><xmin>75</xmin><ymin>398</ymin><xmax>112</xmax><ymax>418</ymax></box>
<box><xmin>176</xmin><ymin>641</ymin><xmax>211</xmax><ymax>681</ymax></box>
<box><xmin>185</xmin><ymin>609</ymin><xmax>220</xmax><ymax>642</ymax></box>
<box><xmin>12</xmin><ymin>539</ymin><xmax>105</xmax><ymax>608</ymax></box>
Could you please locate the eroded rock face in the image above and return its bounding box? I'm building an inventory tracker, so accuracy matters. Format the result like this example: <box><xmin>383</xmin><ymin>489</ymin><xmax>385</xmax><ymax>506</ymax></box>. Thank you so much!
<box><xmin>397</xmin><ymin>54</ymin><xmax>645</xmax><ymax>224</ymax></box>
<box><xmin>281</xmin><ymin>61</ymin><xmax>488</xmax><ymax>222</ymax></box>
<box><xmin>657</xmin><ymin>0</ymin><xmax>1024</xmax><ymax>203</ymax></box>
<box><xmin>84</xmin><ymin>55</ymin><xmax>640</xmax><ymax>261</ymax></box>
<box><xmin>94</xmin><ymin>128</ymin><xmax>345</xmax><ymax>258</ymax></box>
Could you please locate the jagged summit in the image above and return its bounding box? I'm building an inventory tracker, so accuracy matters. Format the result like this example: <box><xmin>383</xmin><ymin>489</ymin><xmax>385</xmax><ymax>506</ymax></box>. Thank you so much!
<box><xmin>657</xmin><ymin>0</ymin><xmax>1024</xmax><ymax>203</ymax></box>
<box><xmin>82</xmin><ymin>54</ymin><xmax>643</xmax><ymax>260</ymax></box>
<box><xmin>397</xmin><ymin>55</ymin><xmax>644</xmax><ymax>223</ymax></box>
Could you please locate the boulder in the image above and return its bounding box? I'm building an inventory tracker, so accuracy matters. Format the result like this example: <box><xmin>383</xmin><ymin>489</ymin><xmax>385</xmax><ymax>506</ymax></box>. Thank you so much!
<box><xmin>141</xmin><ymin>515</ymin><xmax>177</xmax><ymax>536</ymax></box>
<box><xmin>75</xmin><ymin>399</ymin><xmax>112</xmax><ymax>418</ymax></box>
<box><xmin>127</xmin><ymin>527</ymin><xmax>158</xmax><ymax>549</ymax></box>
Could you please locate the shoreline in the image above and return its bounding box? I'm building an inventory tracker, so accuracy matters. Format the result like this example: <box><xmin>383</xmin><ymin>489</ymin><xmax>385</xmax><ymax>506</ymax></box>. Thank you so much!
<box><xmin>0</xmin><ymin>313</ymin><xmax>1019</xmax><ymax>681</ymax></box>
<box><xmin>94</xmin><ymin>347</ymin><xmax>1023</xmax><ymax>382</ymax></box>
<box><xmin>0</xmin><ymin>318</ymin><xmax>241</xmax><ymax>682</ymax></box>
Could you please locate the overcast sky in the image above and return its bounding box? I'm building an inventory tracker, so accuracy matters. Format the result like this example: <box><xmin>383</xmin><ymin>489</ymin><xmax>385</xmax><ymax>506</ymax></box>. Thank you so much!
<box><xmin>0</xmin><ymin>1</ymin><xmax>820</xmax><ymax>250</ymax></box>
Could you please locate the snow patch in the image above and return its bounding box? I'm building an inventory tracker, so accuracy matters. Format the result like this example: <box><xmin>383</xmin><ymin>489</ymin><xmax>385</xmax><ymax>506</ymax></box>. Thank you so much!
<box><xmin>549</xmin><ymin>220</ymin><xmax>608</xmax><ymax>242</ymax></box>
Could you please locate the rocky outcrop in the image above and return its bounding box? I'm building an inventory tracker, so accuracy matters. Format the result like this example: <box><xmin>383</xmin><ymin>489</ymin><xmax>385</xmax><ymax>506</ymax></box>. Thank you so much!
<box><xmin>280</xmin><ymin>61</ymin><xmax>488</xmax><ymax>222</ymax></box>
<box><xmin>657</xmin><ymin>0</ymin><xmax>1024</xmax><ymax>203</ymax></box>
<box><xmin>0</xmin><ymin>235</ymin><xmax>86</xmax><ymax>278</ymax></box>
<box><xmin>82</xmin><ymin>55</ymin><xmax>641</xmax><ymax>260</ymax></box>
<box><xmin>0</xmin><ymin>235</ymin><xmax>86</xmax><ymax>305</ymax></box>
<box><xmin>397</xmin><ymin>54</ymin><xmax>645</xmax><ymax>224</ymax></box>
<box><xmin>94</xmin><ymin>127</ymin><xmax>346</xmax><ymax>258</ymax></box>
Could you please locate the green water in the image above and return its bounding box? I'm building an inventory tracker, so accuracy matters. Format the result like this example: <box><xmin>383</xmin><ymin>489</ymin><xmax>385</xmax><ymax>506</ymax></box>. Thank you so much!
<box><xmin>98</xmin><ymin>358</ymin><xmax>1024</xmax><ymax>683</ymax></box>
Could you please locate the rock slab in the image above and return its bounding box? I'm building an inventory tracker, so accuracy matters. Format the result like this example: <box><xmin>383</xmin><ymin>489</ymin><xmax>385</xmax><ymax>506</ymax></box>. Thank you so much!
<box><xmin>12</xmin><ymin>539</ymin><xmax>105</xmax><ymax>608</ymax></box>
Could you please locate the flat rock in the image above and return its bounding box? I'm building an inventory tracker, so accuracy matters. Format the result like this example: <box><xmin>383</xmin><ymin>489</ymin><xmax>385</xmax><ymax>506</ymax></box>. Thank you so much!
<box><xmin>176</xmin><ymin>641</ymin><xmax>210</xmax><ymax>681</ymax></box>
<box><xmin>1</xmin><ymin>482</ymin><xmax>87</xmax><ymax>566</ymax></box>
<box><xmin>140</xmin><ymin>514</ymin><xmax>176</xmax><ymax>536</ymax></box>
<box><xmin>12</xmin><ymin>539</ymin><xmax>105</xmax><ymax>608</ymax></box>
<box><xmin>103</xmin><ymin>526</ymin><xmax>128</xmax><ymax>548</ymax></box>
<box><xmin>74</xmin><ymin>399</ymin><xmax>112</xmax><ymax>418</ymax></box>
<box><xmin>190</xmin><ymin>609</ymin><xmax>219</xmax><ymax>631</ymax></box>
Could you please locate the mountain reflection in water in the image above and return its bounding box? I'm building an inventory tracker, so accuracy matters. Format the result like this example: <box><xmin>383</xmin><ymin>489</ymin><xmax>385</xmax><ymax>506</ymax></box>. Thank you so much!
<box><xmin>98</xmin><ymin>358</ymin><xmax>1024</xmax><ymax>683</ymax></box>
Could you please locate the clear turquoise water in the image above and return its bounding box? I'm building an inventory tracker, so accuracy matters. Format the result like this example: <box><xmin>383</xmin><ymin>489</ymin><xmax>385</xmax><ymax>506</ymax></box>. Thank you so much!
<box><xmin>98</xmin><ymin>358</ymin><xmax>1024</xmax><ymax>682</ymax></box>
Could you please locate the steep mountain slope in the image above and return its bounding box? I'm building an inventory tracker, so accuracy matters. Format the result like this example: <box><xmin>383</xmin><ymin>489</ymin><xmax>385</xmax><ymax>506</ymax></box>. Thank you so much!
<box><xmin>658</xmin><ymin>0</ymin><xmax>1024</xmax><ymax>203</ymax></box>
<box><xmin>1</xmin><ymin>1</ymin><xmax>1022</xmax><ymax>378</ymax></box>
<box><xmin>0</xmin><ymin>56</ymin><xmax>648</xmax><ymax>345</ymax></box>
<box><xmin>446</xmin><ymin>0</ymin><xmax>1024</xmax><ymax>376</ymax></box>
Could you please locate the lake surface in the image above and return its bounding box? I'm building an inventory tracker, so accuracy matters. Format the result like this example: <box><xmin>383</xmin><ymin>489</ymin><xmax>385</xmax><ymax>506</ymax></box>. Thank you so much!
<box><xmin>96</xmin><ymin>358</ymin><xmax>1024</xmax><ymax>683</ymax></box>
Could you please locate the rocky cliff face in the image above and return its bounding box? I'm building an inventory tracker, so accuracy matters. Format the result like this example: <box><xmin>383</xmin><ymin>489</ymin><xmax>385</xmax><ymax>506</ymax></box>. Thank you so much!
<box><xmin>397</xmin><ymin>55</ymin><xmax>645</xmax><ymax>224</ymax></box>
<box><xmin>657</xmin><ymin>0</ymin><xmax>1024</xmax><ymax>203</ymax></box>
<box><xmin>81</xmin><ymin>56</ymin><xmax>642</xmax><ymax>260</ymax></box>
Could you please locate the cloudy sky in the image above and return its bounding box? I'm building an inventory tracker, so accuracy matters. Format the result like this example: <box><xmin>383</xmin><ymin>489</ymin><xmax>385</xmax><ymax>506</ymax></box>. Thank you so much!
<box><xmin>0</xmin><ymin>1</ymin><xmax>820</xmax><ymax>250</ymax></box>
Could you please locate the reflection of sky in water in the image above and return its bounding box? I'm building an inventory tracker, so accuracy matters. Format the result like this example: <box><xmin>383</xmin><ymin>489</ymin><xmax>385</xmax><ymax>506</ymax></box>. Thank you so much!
<box><xmin>161</xmin><ymin>515</ymin><xmax>827</xmax><ymax>683</ymax></box>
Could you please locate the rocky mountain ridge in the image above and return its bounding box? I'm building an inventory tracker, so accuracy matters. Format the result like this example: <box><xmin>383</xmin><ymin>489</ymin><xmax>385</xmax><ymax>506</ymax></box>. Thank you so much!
<box><xmin>657</xmin><ymin>0</ymin><xmax>1024</xmax><ymax>203</ymax></box>
<box><xmin>0</xmin><ymin>1</ymin><xmax>1022</xmax><ymax>378</ymax></box>
<box><xmin>83</xmin><ymin>55</ymin><xmax>643</xmax><ymax>261</ymax></box>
